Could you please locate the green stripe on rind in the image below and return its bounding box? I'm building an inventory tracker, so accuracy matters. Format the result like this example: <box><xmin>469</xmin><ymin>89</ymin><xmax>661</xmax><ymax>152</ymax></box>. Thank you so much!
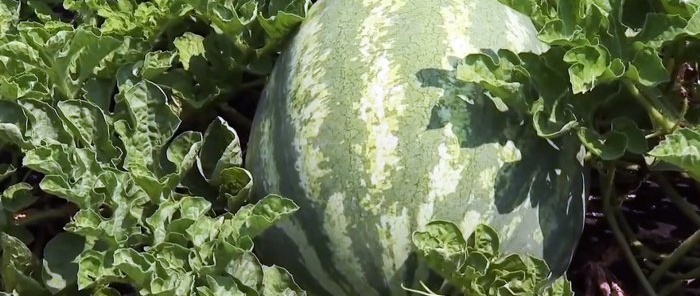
<box><xmin>246</xmin><ymin>0</ymin><xmax>586</xmax><ymax>295</ymax></box>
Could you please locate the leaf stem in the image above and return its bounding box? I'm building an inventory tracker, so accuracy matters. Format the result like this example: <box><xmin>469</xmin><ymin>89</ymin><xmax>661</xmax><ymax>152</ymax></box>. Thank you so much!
<box><xmin>622</xmin><ymin>80</ymin><xmax>676</xmax><ymax>133</ymax></box>
<box><xmin>600</xmin><ymin>165</ymin><xmax>658</xmax><ymax>296</ymax></box>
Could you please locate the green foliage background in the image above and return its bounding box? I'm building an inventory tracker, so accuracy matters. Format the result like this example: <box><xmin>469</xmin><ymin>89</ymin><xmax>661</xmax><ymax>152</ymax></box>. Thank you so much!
<box><xmin>0</xmin><ymin>0</ymin><xmax>310</xmax><ymax>295</ymax></box>
<box><xmin>1</xmin><ymin>0</ymin><xmax>700</xmax><ymax>295</ymax></box>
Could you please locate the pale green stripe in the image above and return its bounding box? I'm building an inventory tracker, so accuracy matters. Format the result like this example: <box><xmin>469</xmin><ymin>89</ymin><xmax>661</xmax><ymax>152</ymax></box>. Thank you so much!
<box><xmin>248</xmin><ymin>0</ymin><xmax>562</xmax><ymax>295</ymax></box>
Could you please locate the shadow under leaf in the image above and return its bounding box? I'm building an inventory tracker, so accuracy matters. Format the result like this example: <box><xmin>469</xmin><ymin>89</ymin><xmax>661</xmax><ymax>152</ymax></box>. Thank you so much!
<box><xmin>416</xmin><ymin>66</ymin><xmax>588</xmax><ymax>278</ymax></box>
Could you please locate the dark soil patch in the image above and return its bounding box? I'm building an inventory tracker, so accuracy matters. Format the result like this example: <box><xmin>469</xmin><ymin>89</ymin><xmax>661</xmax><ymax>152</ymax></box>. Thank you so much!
<box><xmin>567</xmin><ymin>169</ymin><xmax>700</xmax><ymax>296</ymax></box>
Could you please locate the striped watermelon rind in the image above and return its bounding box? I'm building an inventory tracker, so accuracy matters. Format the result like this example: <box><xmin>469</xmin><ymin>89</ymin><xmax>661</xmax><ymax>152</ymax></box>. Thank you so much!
<box><xmin>245</xmin><ymin>0</ymin><xmax>588</xmax><ymax>295</ymax></box>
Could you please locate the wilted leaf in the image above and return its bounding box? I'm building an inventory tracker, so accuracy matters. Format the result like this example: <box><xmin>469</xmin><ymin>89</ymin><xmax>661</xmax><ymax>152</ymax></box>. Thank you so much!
<box><xmin>413</xmin><ymin>220</ymin><xmax>467</xmax><ymax>260</ymax></box>
<box><xmin>203</xmin><ymin>274</ymin><xmax>244</xmax><ymax>295</ymax></box>
<box><xmin>10</xmin><ymin>24</ymin><xmax>124</xmax><ymax>100</ymax></box>
<box><xmin>76</xmin><ymin>250</ymin><xmax>121</xmax><ymax>290</ymax></box>
<box><xmin>24</xmin><ymin>145</ymin><xmax>102</xmax><ymax>208</ymax></box>
<box><xmin>466</xmin><ymin>224</ymin><xmax>500</xmax><ymax>258</ymax></box>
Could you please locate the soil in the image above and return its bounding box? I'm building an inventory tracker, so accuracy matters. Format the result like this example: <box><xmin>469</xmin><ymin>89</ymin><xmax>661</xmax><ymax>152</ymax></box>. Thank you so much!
<box><xmin>567</xmin><ymin>169</ymin><xmax>700</xmax><ymax>296</ymax></box>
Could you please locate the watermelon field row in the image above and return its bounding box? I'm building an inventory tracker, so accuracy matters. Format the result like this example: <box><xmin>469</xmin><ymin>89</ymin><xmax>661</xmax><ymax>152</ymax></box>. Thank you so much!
<box><xmin>0</xmin><ymin>0</ymin><xmax>699</xmax><ymax>295</ymax></box>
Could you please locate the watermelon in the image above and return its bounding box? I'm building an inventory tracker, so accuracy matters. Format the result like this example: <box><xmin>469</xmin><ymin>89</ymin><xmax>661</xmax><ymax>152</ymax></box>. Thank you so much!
<box><xmin>245</xmin><ymin>0</ymin><xmax>588</xmax><ymax>295</ymax></box>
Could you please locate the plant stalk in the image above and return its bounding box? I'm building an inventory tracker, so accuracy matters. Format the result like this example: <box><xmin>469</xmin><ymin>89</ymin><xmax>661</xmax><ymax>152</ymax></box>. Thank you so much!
<box><xmin>239</xmin><ymin>78</ymin><xmax>267</xmax><ymax>90</ymax></box>
<box><xmin>648</xmin><ymin>228</ymin><xmax>700</xmax><ymax>284</ymax></box>
<box><xmin>13</xmin><ymin>203</ymin><xmax>77</xmax><ymax>226</ymax></box>
<box><xmin>645</xmin><ymin>262</ymin><xmax>700</xmax><ymax>280</ymax></box>
<box><xmin>218</xmin><ymin>103</ymin><xmax>252</xmax><ymax>132</ymax></box>
<box><xmin>658</xmin><ymin>280</ymin><xmax>684</xmax><ymax>296</ymax></box>
<box><xmin>617</xmin><ymin>210</ymin><xmax>653</xmax><ymax>257</ymax></box>
<box><xmin>654</xmin><ymin>174</ymin><xmax>700</xmax><ymax>227</ymax></box>
<box><xmin>680</xmin><ymin>265</ymin><xmax>700</xmax><ymax>279</ymax></box>
<box><xmin>622</xmin><ymin>79</ymin><xmax>676</xmax><ymax>133</ymax></box>
<box><xmin>637</xmin><ymin>244</ymin><xmax>700</xmax><ymax>267</ymax></box>
<box><xmin>600</xmin><ymin>166</ymin><xmax>658</xmax><ymax>296</ymax></box>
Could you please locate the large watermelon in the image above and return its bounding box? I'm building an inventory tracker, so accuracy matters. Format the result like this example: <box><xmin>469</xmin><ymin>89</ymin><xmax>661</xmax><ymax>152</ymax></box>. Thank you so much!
<box><xmin>245</xmin><ymin>0</ymin><xmax>588</xmax><ymax>295</ymax></box>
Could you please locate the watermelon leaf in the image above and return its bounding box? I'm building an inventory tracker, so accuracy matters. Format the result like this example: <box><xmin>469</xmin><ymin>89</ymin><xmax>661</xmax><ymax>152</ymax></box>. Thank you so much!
<box><xmin>0</xmin><ymin>232</ymin><xmax>49</xmax><ymax>295</ymax></box>
<box><xmin>452</xmin><ymin>0</ymin><xmax>700</xmax><ymax>146</ymax></box>
<box><xmin>1</xmin><ymin>183</ymin><xmax>36</xmax><ymax>213</ymax></box>
<box><xmin>0</xmin><ymin>0</ymin><xmax>309</xmax><ymax>294</ymax></box>
<box><xmin>41</xmin><ymin>232</ymin><xmax>85</xmax><ymax>294</ymax></box>
<box><xmin>648</xmin><ymin>127</ymin><xmax>700</xmax><ymax>181</ymax></box>
<box><xmin>448</xmin><ymin>0</ymin><xmax>700</xmax><ymax>170</ymax></box>
<box><xmin>577</xmin><ymin>117</ymin><xmax>649</xmax><ymax>160</ymax></box>
<box><xmin>411</xmin><ymin>221</ymin><xmax>574</xmax><ymax>296</ymax></box>
<box><xmin>0</xmin><ymin>164</ymin><xmax>15</xmax><ymax>183</ymax></box>
<box><xmin>1</xmin><ymin>72</ymin><xmax>305</xmax><ymax>295</ymax></box>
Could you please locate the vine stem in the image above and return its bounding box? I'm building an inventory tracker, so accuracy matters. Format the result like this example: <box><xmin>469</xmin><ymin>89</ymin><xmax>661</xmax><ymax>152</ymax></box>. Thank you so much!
<box><xmin>648</xmin><ymin>228</ymin><xmax>700</xmax><ymax>284</ymax></box>
<box><xmin>680</xmin><ymin>265</ymin><xmax>700</xmax><ymax>279</ymax></box>
<box><xmin>615</xmin><ymin>209</ymin><xmax>656</xmax><ymax>259</ymax></box>
<box><xmin>622</xmin><ymin>79</ymin><xmax>676</xmax><ymax>133</ymax></box>
<box><xmin>13</xmin><ymin>203</ymin><xmax>77</xmax><ymax>226</ymax></box>
<box><xmin>218</xmin><ymin>103</ymin><xmax>252</xmax><ymax>132</ymax></box>
<box><xmin>645</xmin><ymin>261</ymin><xmax>700</xmax><ymax>280</ymax></box>
<box><xmin>645</xmin><ymin>174</ymin><xmax>700</xmax><ymax>284</ymax></box>
<box><xmin>600</xmin><ymin>165</ymin><xmax>658</xmax><ymax>296</ymax></box>
<box><xmin>654</xmin><ymin>174</ymin><xmax>700</xmax><ymax>227</ymax></box>
<box><xmin>238</xmin><ymin>78</ymin><xmax>267</xmax><ymax>91</ymax></box>
<box><xmin>658</xmin><ymin>280</ymin><xmax>684</xmax><ymax>296</ymax></box>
